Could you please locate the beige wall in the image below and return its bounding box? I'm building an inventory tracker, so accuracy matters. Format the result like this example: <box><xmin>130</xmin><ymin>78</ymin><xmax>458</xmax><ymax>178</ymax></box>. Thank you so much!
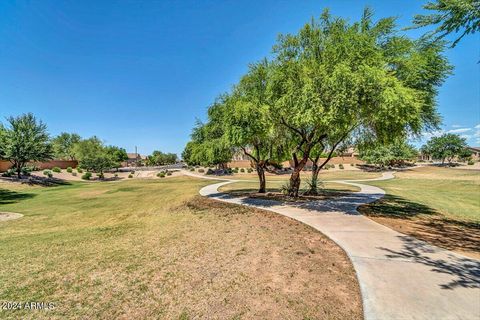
<box><xmin>0</xmin><ymin>160</ymin><xmax>78</xmax><ymax>172</ymax></box>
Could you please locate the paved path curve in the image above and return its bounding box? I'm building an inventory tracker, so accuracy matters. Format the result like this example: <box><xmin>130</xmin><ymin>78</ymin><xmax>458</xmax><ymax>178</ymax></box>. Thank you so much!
<box><xmin>183</xmin><ymin>170</ymin><xmax>480</xmax><ymax>320</ymax></box>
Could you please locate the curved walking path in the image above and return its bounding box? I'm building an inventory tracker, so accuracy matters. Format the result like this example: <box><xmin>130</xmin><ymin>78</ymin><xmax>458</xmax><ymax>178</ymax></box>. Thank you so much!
<box><xmin>183</xmin><ymin>170</ymin><xmax>480</xmax><ymax>320</ymax></box>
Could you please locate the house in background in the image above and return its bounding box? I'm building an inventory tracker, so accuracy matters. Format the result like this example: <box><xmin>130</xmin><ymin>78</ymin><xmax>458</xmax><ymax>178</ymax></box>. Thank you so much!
<box><xmin>467</xmin><ymin>146</ymin><xmax>480</xmax><ymax>161</ymax></box>
<box><xmin>123</xmin><ymin>153</ymin><xmax>147</xmax><ymax>167</ymax></box>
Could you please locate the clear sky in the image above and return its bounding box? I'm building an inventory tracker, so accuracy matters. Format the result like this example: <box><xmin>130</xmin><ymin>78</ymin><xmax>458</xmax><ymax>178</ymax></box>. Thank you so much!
<box><xmin>0</xmin><ymin>0</ymin><xmax>479</xmax><ymax>156</ymax></box>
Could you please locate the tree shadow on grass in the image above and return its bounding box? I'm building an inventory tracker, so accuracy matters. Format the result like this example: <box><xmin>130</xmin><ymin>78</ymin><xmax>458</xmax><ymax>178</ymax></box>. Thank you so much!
<box><xmin>359</xmin><ymin>194</ymin><xmax>438</xmax><ymax>218</ymax></box>
<box><xmin>0</xmin><ymin>188</ymin><xmax>36</xmax><ymax>205</ymax></box>
<box><xmin>379</xmin><ymin>235</ymin><xmax>480</xmax><ymax>290</ymax></box>
<box><xmin>1</xmin><ymin>175</ymin><xmax>72</xmax><ymax>187</ymax></box>
<box><xmin>360</xmin><ymin>195</ymin><xmax>480</xmax><ymax>258</ymax></box>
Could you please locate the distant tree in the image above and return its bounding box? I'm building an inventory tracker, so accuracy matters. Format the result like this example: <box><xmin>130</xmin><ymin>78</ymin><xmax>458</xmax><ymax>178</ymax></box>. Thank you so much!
<box><xmin>411</xmin><ymin>0</ymin><xmax>480</xmax><ymax>47</ymax></box>
<box><xmin>52</xmin><ymin>132</ymin><xmax>81</xmax><ymax>160</ymax></box>
<box><xmin>146</xmin><ymin>150</ymin><xmax>177</xmax><ymax>166</ymax></box>
<box><xmin>73</xmin><ymin>137</ymin><xmax>116</xmax><ymax>175</ymax></box>
<box><xmin>181</xmin><ymin>141</ymin><xmax>197</xmax><ymax>165</ymax></box>
<box><xmin>360</xmin><ymin>140</ymin><xmax>418</xmax><ymax>167</ymax></box>
<box><xmin>0</xmin><ymin>113</ymin><xmax>53</xmax><ymax>178</ymax></box>
<box><xmin>458</xmin><ymin>147</ymin><xmax>473</xmax><ymax>162</ymax></box>
<box><xmin>421</xmin><ymin>133</ymin><xmax>468</xmax><ymax>163</ymax></box>
<box><xmin>105</xmin><ymin>145</ymin><xmax>128</xmax><ymax>170</ymax></box>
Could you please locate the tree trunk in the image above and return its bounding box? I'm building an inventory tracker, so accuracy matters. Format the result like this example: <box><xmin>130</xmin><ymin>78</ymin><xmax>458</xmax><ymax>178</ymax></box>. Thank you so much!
<box><xmin>288</xmin><ymin>166</ymin><xmax>303</xmax><ymax>197</ymax></box>
<box><xmin>307</xmin><ymin>162</ymin><xmax>320</xmax><ymax>195</ymax></box>
<box><xmin>17</xmin><ymin>164</ymin><xmax>21</xmax><ymax>179</ymax></box>
<box><xmin>288</xmin><ymin>153</ymin><xmax>309</xmax><ymax>197</ymax></box>
<box><xmin>256</xmin><ymin>163</ymin><xmax>266</xmax><ymax>193</ymax></box>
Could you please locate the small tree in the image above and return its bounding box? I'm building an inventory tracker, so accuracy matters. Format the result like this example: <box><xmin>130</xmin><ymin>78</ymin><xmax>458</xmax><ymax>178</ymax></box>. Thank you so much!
<box><xmin>0</xmin><ymin>113</ymin><xmax>53</xmax><ymax>178</ymax></box>
<box><xmin>73</xmin><ymin>137</ymin><xmax>116</xmax><ymax>175</ymax></box>
<box><xmin>421</xmin><ymin>133</ymin><xmax>468</xmax><ymax>164</ymax></box>
<box><xmin>360</xmin><ymin>140</ymin><xmax>418</xmax><ymax>167</ymax></box>
<box><xmin>458</xmin><ymin>148</ymin><xmax>473</xmax><ymax>162</ymax></box>
<box><xmin>105</xmin><ymin>145</ymin><xmax>128</xmax><ymax>170</ymax></box>
<box><xmin>51</xmin><ymin>132</ymin><xmax>81</xmax><ymax>160</ymax></box>
<box><xmin>147</xmin><ymin>150</ymin><xmax>177</xmax><ymax>166</ymax></box>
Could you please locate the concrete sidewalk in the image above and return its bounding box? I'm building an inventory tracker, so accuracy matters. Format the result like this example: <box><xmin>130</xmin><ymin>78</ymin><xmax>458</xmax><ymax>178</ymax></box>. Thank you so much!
<box><xmin>186</xmin><ymin>170</ymin><xmax>480</xmax><ymax>320</ymax></box>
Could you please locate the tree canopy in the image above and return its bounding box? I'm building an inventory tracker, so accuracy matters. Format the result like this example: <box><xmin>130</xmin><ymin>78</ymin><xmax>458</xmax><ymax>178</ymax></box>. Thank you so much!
<box><xmin>411</xmin><ymin>0</ymin><xmax>480</xmax><ymax>47</ymax></box>
<box><xmin>52</xmin><ymin>132</ymin><xmax>81</xmax><ymax>160</ymax></box>
<box><xmin>183</xmin><ymin>8</ymin><xmax>452</xmax><ymax>197</ymax></box>
<box><xmin>421</xmin><ymin>133</ymin><xmax>468</xmax><ymax>163</ymax></box>
<box><xmin>146</xmin><ymin>150</ymin><xmax>177</xmax><ymax>166</ymax></box>
<box><xmin>73</xmin><ymin>137</ymin><xmax>117</xmax><ymax>174</ymax></box>
<box><xmin>183</xmin><ymin>98</ymin><xmax>233</xmax><ymax>168</ymax></box>
<box><xmin>0</xmin><ymin>113</ymin><xmax>53</xmax><ymax>178</ymax></box>
<box><xmin>360</xmin><ymin>140</ymin><xmax>418</xmax><ymax>167</ymax></box>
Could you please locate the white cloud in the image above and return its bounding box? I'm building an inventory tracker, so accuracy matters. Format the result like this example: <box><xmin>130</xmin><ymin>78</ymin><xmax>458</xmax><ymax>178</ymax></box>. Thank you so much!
<box><xmin>447</xmin><ymin>128</ymin><xmax>472</xmax><ymax>134</ymax></box>
<box><xmin>451</xmin><ymin>124</ymin><xmax>464</xmax><ymax>128</ymax></box>
<box><xmin>474</xmin><ymin>126</ymin><xmax>480</xmax><ymax>145</ymax></box>
<box><xmin>421</xmin><ymin>130</ymin><xmax>444</xmax><ymax>140</ymax></box>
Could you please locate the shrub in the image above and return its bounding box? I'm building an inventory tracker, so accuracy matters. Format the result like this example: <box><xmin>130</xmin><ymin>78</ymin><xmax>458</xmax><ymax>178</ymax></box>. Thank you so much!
<box><xmin>247</xmin><ymin>168</ymin><xmax>253</xmax><ymax>173</ymax></box>
<box><xmin>350</xmin><ymin>163</ymin><xmax>354</xmax><ymax>167</ymax></box>
<box><xmin>96</xmin><ymin>172</ymin><xmax>104</xmax><ymax>179</ymax></box>
<box><xmin>72</xmin><ymin>172</ymin><xmax>77</xmax><ymax>176</ymax></box>
<box><xmin>339</xmin><ymin>164</ymin><xmax>344</xmax><ymax>169</ymax></box>
<box><xmin>52</xmin><ymin>167</ymin><xmax>61</xmax><ymax>173</ymax></box>
<box><xmin>189</xmin><ymin>168</ymin><xmax>195</xmax><ymax>171</ymax></box>
<box><xmin>240</xmin><ymin>168</ymin><xmax>245</xmax><ymax>173</ymax></box>
<box><xmin>77</xmin><ymin>168</ymin><xmax>84</xmax><ymax>173</ymax></box>
<box><xmin>2</xmin><ymin>169</ymin><xmax>15</xmax><ymax>177</ymax></box>
<box><xmin>114</xmin><ymin>173</ymin><xmax>118</xmax><ymax>177</ymax></box>
<box><xmin>198</xmin><ymin>168</ymin><xmax>205</xmax><ymax>173</ymax></box>
<box><xmin>21</xmin><ymin>166</ymin><xmax>34</xmax><ymax>176</ymax></box>
<box><xmin>235</xmin><ymin>167</ymin><xmax>239</xmax><ymax>170</ymax></box>
<box><xmin>166</xmin><ymin>171</ymin><xmax>172</xmax><ymax>176</ymax></box>
<box><xmin>331</xmin><ymin>164</ymin><xmax>335</xmax><ymax>168</ymax></box>
<box><xmin>130</xmin><ymin>170</ymin><xmax>135</xmax><ymax>174</ymax></box>
<box><xmin>43</xmin><ymin>170</ymin><xmax>53</xmax><ymax>178</ymax></box>
<box><xmin>81</xmin><ymin>172</ymin><xmax>92</xmax><ymax>180</ymax></box>
<box><xmin>206</xmin><ymin>168</ymin><xmax>215</xmax><ymax>175</ymax></box>
<box><xmin>128</xmin><ymin>174</ymin><xmax>133</xmax><ymax>178</ymax></box>
<box><xmin>66</xmin><ymin>167</ymin><xmax>73</xmax><ymax>173</ymax></box>
<box><xmin>157</xmin><ymin>172</ymin><xmax>165</xmax><ymax>178</ymax></box>
<box><xmin>468</xmin><ymin>160</ymin><xmax>475</xmax><ymax>165</ymax></box>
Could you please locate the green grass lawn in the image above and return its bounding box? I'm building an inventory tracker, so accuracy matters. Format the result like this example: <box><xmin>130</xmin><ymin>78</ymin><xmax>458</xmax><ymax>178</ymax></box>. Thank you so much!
<box><xmin>0</xmin><ymin>176</ymin><xmax>362</xmax><ymax>319</ymax></box>
<box><xmin>360</xmin><ymin>166</ymin><xmax>480</xmax><ymax>258</ymax></box>
<box><xmin>363</xmin><ymin>166</ymin><xmax>480</xmax><ymax>222</ymax></box>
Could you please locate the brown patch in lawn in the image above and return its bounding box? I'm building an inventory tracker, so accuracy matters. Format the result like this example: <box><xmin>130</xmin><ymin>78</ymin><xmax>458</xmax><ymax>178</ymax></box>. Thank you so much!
<box><xmin>359</xmin><ymin>196</ymin><xmax>480</xmax><ymax>259</ymax></box>
<box><xmin>162</xmin><ymin>196</ymin><xmax>363</xmax><ymax>319</ymax></box>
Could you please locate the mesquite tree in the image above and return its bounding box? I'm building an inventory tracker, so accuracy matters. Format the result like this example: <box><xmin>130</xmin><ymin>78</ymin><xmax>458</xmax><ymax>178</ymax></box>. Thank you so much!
<box><xmin>184</xmin><ymin>97</ymin><xmax>233</xmax><ymax>168</ymax></box>
<box><xmin>226</xmin><ymin>60</ymin><xmax>286</xmax><ymax>193</ymax></box>
<box><xmin>268</xmin><ymin>9</ymin><xmax>451</xmax><ymax>197</ymax></box>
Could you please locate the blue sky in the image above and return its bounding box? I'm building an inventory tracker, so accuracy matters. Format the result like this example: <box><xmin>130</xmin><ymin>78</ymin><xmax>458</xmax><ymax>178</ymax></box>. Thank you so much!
<box><xmin>0</xmin><ymin>0</ymin><xmax>478</xmax><ymax>156</ymax></box>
